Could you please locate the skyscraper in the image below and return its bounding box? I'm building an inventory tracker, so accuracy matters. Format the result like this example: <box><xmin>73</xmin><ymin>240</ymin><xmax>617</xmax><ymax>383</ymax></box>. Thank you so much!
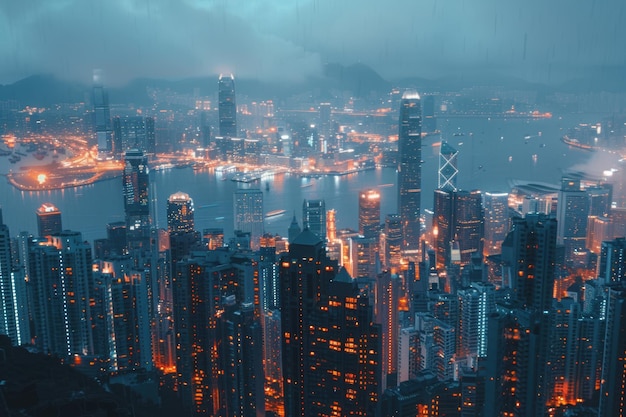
<box><xmin>384</xmin><ymin>214</ymin><xmax>403</xmax><ymax>269</ymax></box>
<box><xmin>599</xmin><ymin>284</ymin><xmax>626</xmax><ymax>417</ymax></box>
<box><xmin>112</xmin><ymin>116</ymin><xmax>156</xmax><ymax>154</ymax></box>
<box><xmin>433</xmin><ymin>189</ymin><xmax>484</xmax><ymax>270</ymax></box>
<box><xmin>597</xmin><ymin>237</ymin><xmax>626</xmax><ymax>284</ymax></box>
<box><xmin>93</xmin><ymin>69</ymin><xmax>113</xmax><ymax>154</ymax></box>
<box><xmin>29</xmin><ymin>231</ymin><xmax>94</xmax><ymax>357</ymax></box>
<box><xmin>302</xmin><ymin>199</ymin><xmax>326</xmax><ymax>241</ymax></box>
<box><xmin>36</xmin><ymin>203</ymin><xmax>62</xmax><ymax>237</ymax></box>
<box><xmin>233</xmin><ymin>188</ymin><xmax>264</xmax><ymax>250</ymax></box>
<box><xmin>397</xmin><ymin>90</ymin><xmax>422</xmax><ymax>251</ymax></box>
<box><xmin>501</xmin><ymin>214</ymin><xmax>557</xmax><ymax>312</ymax></box>
<box><xmin>483</xmin><ymin>192</ymin><xmax>509</xmax><ymax>256</ymax></box>
<box><xmin>0</xmin><ymin>209</ymin><xmax>29</xmax><ymax>346</ymax></box>
<box><xmin>359</xmin><ymin>189</ymin><xmax>381</xmax><ymax>238</ymax></box>
<box><xmin>167</xmin><ymin>191</ymin><xmax>195</xmax><ymax>233</ymax></box>
<box><xmin>218</xmin><ymin>74</ymin><xmax>237</xmax><ymax>137</ymax></box>
<box><xmin>123</xmin><ymin>149</ymin><xmax>151</xmax><ymax>253</ymax></box>
<box><xmin>279</xmin><ymin>230</ymin><xmax>381</xmax><ymax>417</ymax></box>
<box><xmin>557</xmin><ymin>177</ymin><xmax>589</xmax><ymax>263</ymax></box>
<box><xmin>438</xmin><ymin>142</ymin><xmax>458</xmax><ymax>191</ymax></box>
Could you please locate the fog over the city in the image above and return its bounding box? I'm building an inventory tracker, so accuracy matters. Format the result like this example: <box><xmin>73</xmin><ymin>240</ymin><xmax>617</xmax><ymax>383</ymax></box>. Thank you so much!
<box><xmin>1</xmin><ymin>0</ymin><xmax>625</xmax><ymax>86</ymax></box>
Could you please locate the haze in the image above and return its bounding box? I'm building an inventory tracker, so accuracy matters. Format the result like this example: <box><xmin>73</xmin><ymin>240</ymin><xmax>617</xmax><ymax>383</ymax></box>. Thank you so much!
<box><xmin>1</xmin><ymin>0</ymin><xmax>625</xmax><ymax>86</ymax></box>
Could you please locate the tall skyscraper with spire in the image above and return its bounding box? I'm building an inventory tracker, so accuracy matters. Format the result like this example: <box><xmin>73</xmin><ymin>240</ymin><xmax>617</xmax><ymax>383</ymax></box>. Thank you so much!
<box><xmin>397</xmin><ymin>90</ymin><xmax>422</xmax><ymax>252</ymax></box>
<box><xmin>218</xmin><ymin>74</ymin><xmax>237</xmax><ymax>137</ymax></box>
<box><xmin>93</xmin><ymin>69</ymin><xmax>113</xmax><ymax>155</ymax></box>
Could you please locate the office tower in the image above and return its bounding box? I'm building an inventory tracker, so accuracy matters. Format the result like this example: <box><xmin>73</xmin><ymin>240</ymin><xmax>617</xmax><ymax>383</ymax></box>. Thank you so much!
<box><xmin>0</xmin><ymin>210</ymin><xmax>29</xmax><ymax>346</ymax></box>
<box><xmin>457</xmin><ymin>282</ymin><xmax>495</xmax><ymax>358</ymax></box>
<box><xmin>599</xmin><ymin>284</ymin><xmax>626</xmax><ymax>417</ymax></box>
<box><xmin>433</xmin><ymin>189</ymin><xmax>484</xmax><ymax>270</ymax></box>
<box><xmin>359</xmin><ymin>189</ymin><xmax>381</xmax><ymax>238</ymax></box>
<box><xmin>29</xmin><ymin>231</ymin><xmax>93</xmax><ymax>357</ymax></box>
<box><xmin>302</xmin><ymin>199</ymin><xmax>326</xmax><ymax>241</ymax></box>
<box><xmin>557</xmin><ymin>177</ymin><xmax>590</xmax><ymax>263</ymax></box>
<box><xmin>36</xmin><ymin>203</ymin><xmax>62</xmax><ymax>237</ymax></box>
<box><xmin>349</xmin><ymin>236</ymin><xmax>378</xmax><ymax>279</ymax></box>
<box><xmin>167</xmin><ymin>191</ymin><xmax>195</xmax><ymax>233</ymax></box>
<box><xmin>501</xmin><ymin>214</ymin><xmax>557</xmax><ymax>311</ymax></box>
<box><xmin>279</xmin><ymin>230</ymin><xmax>381</xmax><ymax>417</ymax></box>
<box><xmin>438</xmin><ymin>142</ymin><xmax>458</xmax><ymax>191</ymax></box>
<box><xmin>113</xmin><ymin>116</ymin><xmax>155</xmax><ymax>154</ymax></box>
<box><xmin>218</xmin><ymin>74</ymin><xmax>237</xmax><ymax>137</ymax></box>
<box><xmin>384</xmin><ymin>214</ymin><xmax>402</xmax><ymax>269</ymax></box>
<box><xmin>233</xmin><ymin>188</ymin><xmax>264</xmax><ymax>250</ymax></box>
<box><xmin>597</xmin><ymin>237</ymin><xmax>626</xmax><ymax>283</ymax></box>
<box><xmin>123</xmin><ymin>150</ymin><xmax>151</xmax><ymax>253</ymax></box>
<box><xmin>376</xmin><ymin>270</ymin><xmax>401</xmax><ymax>390</ymax></box>
<box><xmin>93</xmin><ymin>69</ymin><xmax>113</xmax><ymax>154</ymax></box>
<box><xmin>397</xmin><ymin>90</ymin><xmax>422</xmax><ymax>252</ymax></box>
<box><xmin>422</xmin><ymin>95</ymin><xmax>437</xmax><ymax>133</ymax></box>
<box><xmin>318</xmin><ymin>102</ymin><xmax>333</xmax><ymax>149</ymax></box>
<box><xmin>483</xmin><ymin>192</ymin><xmax>509</xmax><ymax>256</ymax></box>
<box><xmin>217</xmin><ymin>301</ymin><xmax>265</xmax><ymax>417</ymax></box>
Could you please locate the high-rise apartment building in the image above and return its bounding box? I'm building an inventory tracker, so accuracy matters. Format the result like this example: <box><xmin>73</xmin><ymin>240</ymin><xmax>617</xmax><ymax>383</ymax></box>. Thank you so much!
<box><xmin>599</xmin><ymin>284</ymin><xmax>626</xmax><ymax>417</ymax></box>
<box><xmin>0</xmin><ymin>210</ymin><xmax>29</xmax><ymax>346</ymax></box>
<box><xmin>359</xmin><ymin>189</ymin><xmax>381</xmax><ymax>238</ymax></box>
<box><xmin>597</xmin><ymin>237</ymin><xmax>626</xmax><ymax>284</ymax></box>
<box><xmin>167</xmin><ymin>191</ymin><xmax>195</xmax><ymax>233</ymax></box>
<box><xmin>29</xmin><ymin>231</ymin><xmax>93</xmax><ymax>357</ymax></box>
<box><xmin>36</xmin><ymin>203</ymin><xmax>62</xmax><ymax>237</ymax></box>
<box><xmin>218</xmin><ymin>74</ymin><xmax>237</xmax><ymax>137</ymax></box>
<box><xmin>279</xmin><ymin>230</ymin><xmax>381</xmax><ymax>417</ymax></box>
<box><xmin>302</xmin><ymin>199</ymin><xmax>326</xmax><ymax>241</ymax></box>
<box><xmin>233</xmin><ymin>188</ymin><xmax>264</xmax><ymax>250</ymax></box>
<box><xmin>397</xmin><ymin>90</ymin><xmax>422</xmax><ymax>251</ymax></box>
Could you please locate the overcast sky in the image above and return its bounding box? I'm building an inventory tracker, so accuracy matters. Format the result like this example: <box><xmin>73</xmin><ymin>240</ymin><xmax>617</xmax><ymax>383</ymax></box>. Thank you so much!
<box><xmin>1</xmin><ymin>0</ymin><xmax>624</xmax><ymax>86</ymax></box>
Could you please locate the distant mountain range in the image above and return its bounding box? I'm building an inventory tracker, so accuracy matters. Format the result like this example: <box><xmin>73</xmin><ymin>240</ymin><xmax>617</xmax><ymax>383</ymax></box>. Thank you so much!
<box><xmin>1</xmin><ymin>63</ymin><xmax>624</xmax><ymax>107</ymax></box>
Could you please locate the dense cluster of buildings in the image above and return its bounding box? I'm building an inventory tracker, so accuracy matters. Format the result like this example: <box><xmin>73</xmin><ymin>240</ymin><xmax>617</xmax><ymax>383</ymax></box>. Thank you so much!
<box><xmin>0</xmin><ymin>76</ymin><xmax>625</xmax><ymax>417</ymax></box>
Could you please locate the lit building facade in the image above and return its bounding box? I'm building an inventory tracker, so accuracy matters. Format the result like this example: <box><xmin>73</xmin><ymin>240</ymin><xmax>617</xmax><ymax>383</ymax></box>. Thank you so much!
<box><xmin>279</xmin><ymin>230</ymin><xmax>381</xmax><ymax>417</ymax></box>
<box><xmin>123</xmin><ymin>150</ymin><xmax>151</xmax><ymax>254</ymax></box>
<box><xmin>233</xmin><ymin>188</ymin><xmax>264</xmax><ymax>250</ymax></box>
<box><xmin>218</xmin><ymin>74</ymin><xmax>237</xmax><ymax>137</ymax></box>
<box><xmin>359</xmin><ymin>189</ymin><xmax>381</xmax><ymax>238</ymax></box>
<box><xmin>397</xmin><ymin>90</ymin><xmax>422</xmax><ymax>252</ymax></box>
<box><xmin>302</xmin><ymin>199</ymin><xmax>326</xmax><ymax>241</ymax></box>
<box><xmin>167</xmin><ymin>191</ymin><xmax>195</xmax><ymax>233</ymax></box>
<box><xmin>482</xmin><ymin>192</ymin><xmax>509</xmax><ymax>256</ymax></box>
<box><xmin>36</xmin><ymin>203</ymin><xmax>62</xmax><ymax>237</ymax></box>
